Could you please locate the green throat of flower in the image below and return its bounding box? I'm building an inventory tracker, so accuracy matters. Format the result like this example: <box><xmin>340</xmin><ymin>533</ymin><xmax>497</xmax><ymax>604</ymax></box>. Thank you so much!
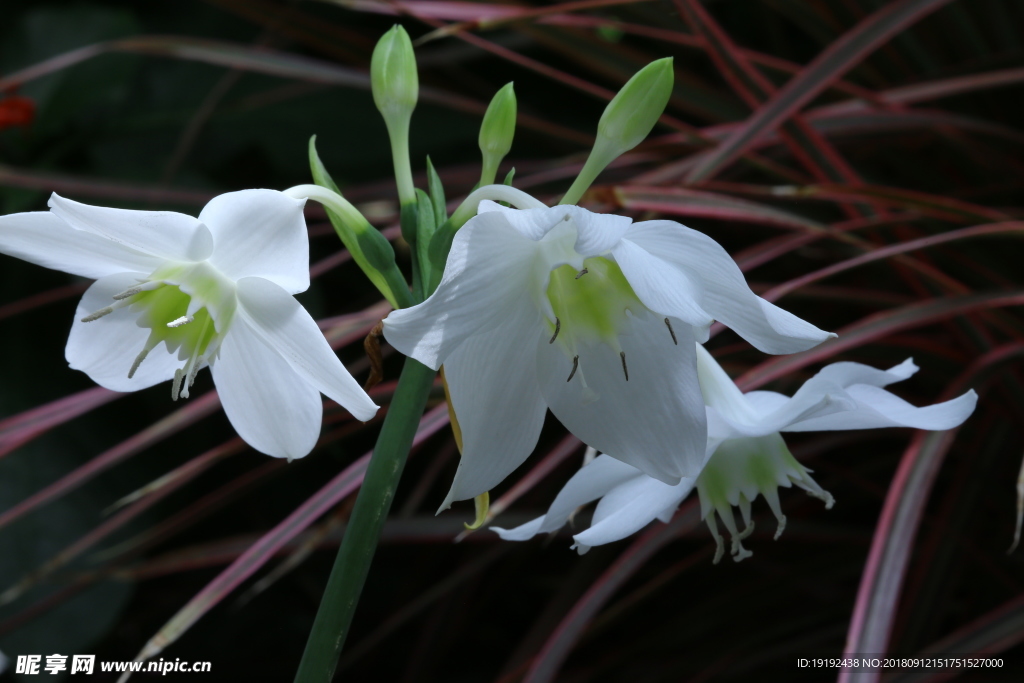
<box><xmin>544</xmin><ymin>256</ymin><xmax>646</xmax><ymax>385</ymax></box>
<box><xmin>696</xmin><ymin>433</ymin><xmax>834</xmax><ymax>564</ymax></box>
<box><xmin>81</xmin><ymin>265</ymin><xmax>233</xmax><ymax>400</ymax></box>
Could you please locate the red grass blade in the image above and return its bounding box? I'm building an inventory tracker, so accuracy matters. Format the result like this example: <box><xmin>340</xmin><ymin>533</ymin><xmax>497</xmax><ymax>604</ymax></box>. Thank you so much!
<box><xmin>0</xmin><ymin>386</ymin><xmax>120</xmax><ymax>459</ymax></box>
<box><xmin>885</xmin><ymin>592</ymin><xmax>1024</xmax><ymax>683</ymax></box>
<box><xmin>521</xmin><ymin>501</ymin><xmax>702</xmax><ymax>683</ymax></box>
<box><xmin>610</xmin><ymin>185</ymin><xmax>824</xmax><ymax>231</ymax></box>
<box><xmin>761</xmin><ymin>222</ymin><xmax>1024</xmax><ymax>302</ymax></box>
<box><xmin>0</xmin><ymin>439</ymin><xmax>246</xmax><ymax>606</ymax></box>
<box><xmin>0</xmin><ymin>391</ymin><xmax>222</xmax><ymax>532</ymax></box>
<box><xmin>685</xmin><ymin>0</ymin><xmax>956</xmax><ymax>183</ymax></box>
<box><xmin>838</xmin><ymin>346</ymin><xmax>1018</xmax><ymax>683</ymax></box>
<box><xmin>123</xmin><ymin>403</ymin><xmax>450</xmax><ymax>664</ymax></box>
<box><xmin>736</xmin><ymin>290</ymin><xmax>1024</xmax><ymax>391</ymax></box>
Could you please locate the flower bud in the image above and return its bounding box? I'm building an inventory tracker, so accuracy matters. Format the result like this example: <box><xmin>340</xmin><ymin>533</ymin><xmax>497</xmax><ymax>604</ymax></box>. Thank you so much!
<box><xmin>559</xmin><ymin>58</ymin><xmax>673</xmax><ymax>205</ymax></box>
<box><xmin>371</xmin><ymin>25</ymin><xmax>418</xmax><ymax>118</ymax></box>
<box><xmin>479</xmin><ymin>83</ymin><xmax>516</xmax><ymax>157</ymax></box>
<box><xmin>597</xmin><ymin>57</ymin><xmax>673</xmax><ymax>153</ymax></box>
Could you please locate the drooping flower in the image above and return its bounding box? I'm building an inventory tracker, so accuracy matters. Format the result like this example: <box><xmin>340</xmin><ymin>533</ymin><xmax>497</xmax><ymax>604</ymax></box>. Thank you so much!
<box><xmin>493</xmin><ymin>347</ymin><xmax>978</xmax><ymax>561</ymax></box>
<box><xmin>383</xmin><ymin>197</ymin><xmax>834</xmax><ymax>510</ymax></box>
<box><xmin>0</xmin><ymin>191</ymin><xmax>378</xmax><ymax>459</ymax></box>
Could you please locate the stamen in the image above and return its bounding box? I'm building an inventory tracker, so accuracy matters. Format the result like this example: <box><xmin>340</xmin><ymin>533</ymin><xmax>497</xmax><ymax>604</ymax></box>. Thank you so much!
<box><xmin>112</xmin><ymin>287</ymin><xmax>141</xmax><ymax>301</ymax></box>
<box><xmin>167</xmin><ymin>315</ymin><xmax>194</xmax><ymax>328</ymax></box>
<box><xmin>127</xmin><ymin>338</ymin><xmax>159</xmax><ymax>380</ymax></box>
<box><xmin>706</xmin><ymin>514</ymin><xmax>726</xmax><ymax>565</ymax></box>
<box><xmin>566</xmin><ymin>355</ymin><xmax>579</xmax><ymax>382</ymax></box>
<box><xmin>81</xmin><ymin>307</ymin><xmax>114</xmax><ymax>323</ymax></box>
<box><xmin>112</xmin><ymin>281</ymin><xmax>161</xmax><ymax>300</ymax></box>
<box><xmin>171</xmin><ymin>368</ymin><xmax>184</xmax><ymax>401</ymax></box>
<box><xmin>81</xmin><ymin>298</ymin><xmax>133</xmax><ymax>322</ymax></box>
<box><xmin>664</xmin><ymin>318</ymin><xmax>678</xmax><ymax>345</ymax></box>
<box><xmin>574</xmin><ymin>268</ymin><xmax>588</xmax><ymax>280</ymax></box>
<box><xmin>620</xmin><ymin>351</ymin><xmax>629</xmax><ymax>381</ymax></box>
<box><xmin>549</xmin><ymin>317</ymin><xmax>561</xmax><ymax>344</ymax></box>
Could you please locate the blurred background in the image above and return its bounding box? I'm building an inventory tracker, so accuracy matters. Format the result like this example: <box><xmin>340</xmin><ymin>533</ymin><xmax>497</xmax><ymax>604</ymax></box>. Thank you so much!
<box><xmin>1</xmin><ymin>0</ymin><xmax>1023</xmax><ymax>680</ymax></box>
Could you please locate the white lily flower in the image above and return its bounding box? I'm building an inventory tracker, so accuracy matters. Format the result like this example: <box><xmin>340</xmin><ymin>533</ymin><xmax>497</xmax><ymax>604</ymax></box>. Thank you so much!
<box><xmin>385</xmin><ymin>197</ymin><xmax>833</xmax><ymax>510</ymax></box>
<box><xmin>493</xmin><ymin>347</ymin><xmax>977</xmax><ymax>561</ymax></box>
<box><xmin>0</xmin><ymin>191</ymin><xmax>378</xmax><ymax>459</ymax></box>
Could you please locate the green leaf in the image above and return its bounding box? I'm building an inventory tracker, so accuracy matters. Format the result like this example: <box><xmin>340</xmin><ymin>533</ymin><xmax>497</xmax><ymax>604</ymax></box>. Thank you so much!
<box><xmin>426</xmin><ymin>156</ymin><xmax>447</xmax><ymax>226</ymax></box>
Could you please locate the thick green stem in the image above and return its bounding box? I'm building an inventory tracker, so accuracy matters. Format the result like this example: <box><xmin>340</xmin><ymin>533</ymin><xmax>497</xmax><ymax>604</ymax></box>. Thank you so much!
<box><xmin>293</xmin><ymin>358</ymin><xmax>436</xmax><ymax>683</ymax></box>
<box><xmin>559</xmin><ymin>137</ymin><xmax>620</xmax><ymax>206</ymax></box>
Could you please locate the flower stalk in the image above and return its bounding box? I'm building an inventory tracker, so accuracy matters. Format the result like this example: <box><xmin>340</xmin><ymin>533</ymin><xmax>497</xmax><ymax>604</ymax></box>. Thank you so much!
<box><xmin>284</xmin><ymin>183</ymin><xmax>411</xmax><ymax>310</ymax></box>
<box><xmin>293</xmin><ymin>356</ymin><xmax>436</xmax><ymax>683</ymax></box>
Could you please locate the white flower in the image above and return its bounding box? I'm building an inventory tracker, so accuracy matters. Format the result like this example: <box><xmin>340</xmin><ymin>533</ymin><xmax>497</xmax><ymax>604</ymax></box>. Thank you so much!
<box><xmin>493</xmin><ymin>346</ymin><xmax>977</xmax><ymax>561</ymax></box>
<box><xmin>0</xmin><ymin>191</ymin><xmax>378</xmax><ymax>459</ymax></box>
<box><xmin>384</xmin><ymin>198</ymin><xmax>833</xmax><ymax>510</ymax></box>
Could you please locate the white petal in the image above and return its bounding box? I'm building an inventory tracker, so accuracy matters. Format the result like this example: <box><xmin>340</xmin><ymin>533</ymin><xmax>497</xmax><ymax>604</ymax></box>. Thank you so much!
<box><xmin>538</xmin><ymin>316</ymin><xmax>706</xmax><ymax>483</ymax></box>
<box><xmin>695</xmin><ymin>343</ymin><xmax>762</xmax><ymax>427</ymax></box>
<box><xmin>0</xmin><ymin>211</ymin><xmax>162</xmax><ymax>279</ymax></box>
<box><xmin>625</xmin><ymin>220</ymin><xmax>833</xmax><ymax>353</ymax></box>
<box><xmin>200</xmin><ymin>190</ymin><xmax>310</xmax><ymax>294</ymax></box>
<box><xmin>755</xmin><ymin>358</ymin><xmax>929</xmax><ymax>432</ymax></box>
<box><xmin>474</xmin><ymin>203</ymin><xmax>631</xmax><ymax>255</ymax></box>
<box><xmin>564</xmin><ymin>206</ymin><xmax>631</xmax><ymax>256</ymax></box>
<box><xmin>574</xmin><ymin>475</ymin><xmax>693</xmax><ymax>547</ymax></box>
<box><xmin>812</xmin><ymin>358</ymin><xmax>919</xmax><ymax>388</ymax></box>
<box><xmin>65</xmin><ymin>273</ymin><xmax>180</xmax><ymax>391</ymax></box>
<box><xmin>786</xmin><ymin>386</ymin><xmax>978</xmax><ymax>432</ymax></box>
<box><xmin>212</xmin><ymin>316</ymin><xmax>323</xmax><ymax>459</ymax></box>
<box><xmin>383</xmin><ymin>210</ymin><xmax>542</xmax><ymax>369</ymax></box>
<box><xmin>438</xmin><ymin>305</ymin><xmax>548</xmax><ymax>509</ymax></box>
<box><xmin>48</xmin><ymin>194</ymin><xmax>214</xmax><ymax>263</ymax></box>
<box><xmin>491</xmin><ymin>455</ymin><xmax>641</xmax><ymax>540</ymax></box>
<box><xmin>475</xmin><ymin>201</ymin><xmax>554</xmax><ymax>241</ymax></box>
<box><xmin>235</xmin><ymin>277</ymin><xmax>378</xmax><ymax>421</ymax></box>
<box><xmin>613</xmin><ymin>239</ymin><xmax>714</xmax><ymax>333</ymax></box>
<box><xmin>491</xmin><ymin>515</ymin><xmax>546</xmax><ymax>541</ymax></box>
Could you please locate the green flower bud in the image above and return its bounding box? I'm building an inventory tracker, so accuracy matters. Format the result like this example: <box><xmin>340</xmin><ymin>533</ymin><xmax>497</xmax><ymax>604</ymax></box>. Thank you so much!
<box><xmin>480</xmin><ymin>83</ymin><xmax>516</xmax><ymax>153</ymax></box>
<box><xmin>371</xmin><ymin>26</ymin><xmax>418</xmax><ymax>210</ymax></box>
<box><xmin>371</xmin><ymin>25</ymin><xmax>418</xmax><ymax>118</ymax></box>
<box><xmin>560</xmin><ymin>57</ymin><xmax>674</xmax><ymax>205</ymax></box>
<box><xmin>597</xmin><ymin>57</ymin><xmax>673</xmax><ymax>153</ymax></box>
<box><xmin>478</xmin><ymin>83</ymin><xmax>516</xmax><ymax>186</ymax></box>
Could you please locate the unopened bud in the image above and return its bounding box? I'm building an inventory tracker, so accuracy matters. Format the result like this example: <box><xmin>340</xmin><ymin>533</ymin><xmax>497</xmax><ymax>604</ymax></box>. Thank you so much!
<box><xmin>597</xmin><ymin>57</ymin><xmax>673</xmax><ymax>153</ymax></box>
<box><xmin>560</xmin><ymin>57</ymin><xmax>673</xmax><ymax>205</ymax></box>
<box><xmin>479</xmin><ymin>83</ymin><xmax>516</xmax><ymax>157</ymax></box>
<box><xmin>371</xmin><ymin>25</ymin><xmax>418</xmax><ymax>118</ymax></box>
<box><xmin>478</xmin><ymin>83</ymin><xmax>517</xmax><ymax>186</ymax></box>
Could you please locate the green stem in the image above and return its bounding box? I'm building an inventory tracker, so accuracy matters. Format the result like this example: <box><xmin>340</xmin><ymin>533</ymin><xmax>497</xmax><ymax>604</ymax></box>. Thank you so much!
<box><xmin>558</xmin><ymin>137</ymin><xmax>620</xmax><ymax>206</ymax></box>
<box><xmin>388</xmin><ymin>117</ymin><xmax>416</xmax><ymax>208</ymax></box>
<box><xmin>293</xmin><ymin>358</ymin><xmax>436</xmax><ymax>683</ymax></box>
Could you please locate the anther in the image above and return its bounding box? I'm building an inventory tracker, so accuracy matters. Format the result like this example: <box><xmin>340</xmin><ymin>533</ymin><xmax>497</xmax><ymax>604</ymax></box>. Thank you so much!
<box><xmin>167</xmin><ymin>315</ymin><xmax>194</xmax><ymax>328</ymax></box>
<box><xmin>112</xmin><ymin>287</ymin><xmax>141</xmax><ymax>301</ymax></box>
<box><xmin>112</xmin><ymin>281</ymin><xmax>160</xmax><ymax>300</ymax></box>
<box><xmin>575</xmin><ymin>268</ymin><xmax>588</xmax><ymax>280</ymax></box>
<box><xmin>549</xmin><ymin>317</ymin><xmax>561</xmax><ymax>344</ymax></box>
<box><xmin>81</xmin><ymin>298</ymin><xmax>133</xmax><ymax>322</ymax></box>
<box><xmin>171</xmin><ymin>368</ymin><xmax>184</xmax><ymax>401</ymax></box>
<box><xmin>664</xmin><ymin>318</ymin><xmax>678</xmax><ymax>345</ymax></box>
<box><xmin>620</xmin><ymin>351</ymin><xmax>629</xmax><ymax>381</ymax></box>
<box><xmin>128</xmin><ymin>349</ymin><xmax>150</xmax><ymax>379</ymax></box>
<box><xmin>566</xmin><ymin>355</ymin><xmax>579</xmax><ymax>382</ymax></box>
<box><xmin>81</xmin><ymin>307</ymin><xmax>114</xmax><ymax>323</ymax></box>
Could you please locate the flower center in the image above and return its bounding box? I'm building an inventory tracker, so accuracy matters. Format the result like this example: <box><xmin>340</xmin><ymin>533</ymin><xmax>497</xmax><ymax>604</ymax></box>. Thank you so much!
<box><xmin>81</xmin><ymin>262</ymin><xmax>236</xmax><ymax>400</ymax></box>
<box><xmin>544</xmin><ymin>256</ymin><xmax>645</xmax><ymax>389</ymax></box>
<box><xmin>696</xmin><ymin>434</ymin><xmax>833</xmax><ymax>564</ymax></box>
